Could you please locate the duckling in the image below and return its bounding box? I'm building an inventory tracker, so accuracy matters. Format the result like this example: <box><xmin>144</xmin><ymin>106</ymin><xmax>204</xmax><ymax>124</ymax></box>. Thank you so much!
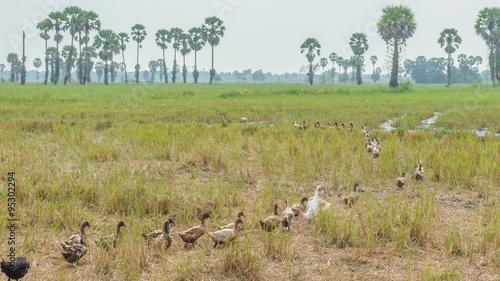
<box><xmin>397</xmin><ymin>172</ymin><xmax>406</xmax><ymax>188</ymax></box>
<box><xmin>155</xmin><ymin>220</ymin><xmax>176</xmax><ymax>252</ymax></box>
<box><xmin>1</xmin><ymin>258</ymin><xmax>29</xmax><ymax>281</ymax></box>
<box><xmin>219</xmin><ymin>211</ymin><xmax>246</xmax><ymax>230</ymax></box>
<box><xmin>281</xmin><ymin>199</ymin><xmax>295</xmax><ymax>231</ymax></box>
<box><xmin>259</xmin><ymin>204</ymin><xmax>281</xmax><ymax>232</ymax></box>
<box><xmin>208</xmin><ymin>218</ymin><xmax>244</xmax><ymax>248</ymax></box>
<box><xmin>291</xmin><ymin>197</ymin><xmax>308</xmax><ymax>217</ymax></box>
<box><xmin>143</xmin><ymin>219</ymin><xmax>176</xmax><ymax>245</ymax></box>
<box><xmin>343</xmin><ymin>183</ymin><xmax>361</xmax><ymax>207</ymax></box>
<box><xmin>96</xmin><ymin>221</ymin><xmax>127</xmax><ymax>250</ymax></box>
<box><xmin>178</xmin><ymin>213</ymin><xmax>212</xmax><ymax>249</ymax></box>
<box><xmin>415</xmin><ymin>160</ymin><xmax>424</xmax><ymax>181</ymax></box>
<box><xmin>60</xmin><ymin>221</ymin><xmax>91</xmax><ymax>265</ymax></box>
<box><xmin>303</xmin><ymin>185</ymin><xmax>328</xmax><ymax>221</ymax></box>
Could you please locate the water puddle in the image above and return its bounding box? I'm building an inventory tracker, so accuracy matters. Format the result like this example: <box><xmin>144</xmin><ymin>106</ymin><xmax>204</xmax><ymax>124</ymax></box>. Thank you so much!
<box><xmin>380</xmin><ymin>115</ymin><xmax>404</xmax><ymax>132</ymax></box>
<box><xmin>420</xmin><ymin>112</ymin><xmax>442</xmax><ymax>128</ymax></box>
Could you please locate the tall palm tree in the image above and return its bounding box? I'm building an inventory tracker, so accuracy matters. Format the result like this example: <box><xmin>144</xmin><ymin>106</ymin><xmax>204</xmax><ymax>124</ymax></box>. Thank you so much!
<box><xmin>336</xmin><ymin>56</ymin><xmax>344</xmax><ymax>83</ymax></box>
<box><xmin>328</xmin><ymin>52</ymin><xmax>337</xmax><ymax>83</ymax></box>
<box><xmin>81</xmin><ymin>10</ymin><xmax>100</xmax><ymax>84</ymax></box>
<box><xmin>93</xmin><ymin>29</ymin><xmax>119</xmax><ymax>85</ymax></box>
<box><xmin>180</xmin><ymin>33</ymin><xmax>191</xmax><ymax>83</ymax></box>
<box><xmin>438</xmin><ymin>28</ymin><xmax>461</xmax><ymax>86</ymax></box>
<box><xmin>349</xmin><ymin>33</ymin><xmax>369</xmax><ymax>85</ymax></box>
<box><xmin>131</xmin><ymin>24</ymin><xmax>147</xmax><ymax>83</ymax></box>
<box><xmin>300</xmin><ymin>38</ymin><xmax>321</xmax><ymax>85</ymax></box>
<box><xmin>118</xmin><ymin>32</ymin><xmax>130</xmax><ymax>83</ymax></box>
<box><xmin>155</xmin><ymin>29</ymin><xmax>170</xmax><ymax>84</ymax></box>
<box><xmin>95</xmin><ymin>62</ymin><xmax>104</xmax><ymax>82</ymax></box>
<box><xmin>457</xmin><ymin>53</ymin><xmax>469</xmax><ymax>83</ymax></box>
<box><xmin>475</xmin><ymin>8</ymin><xmax>500</xmax><ymax>86</ymax></box>
<box><xmin>48</xmin><ymin>11</ymin><xmax>66</xmax><ymax>84</ymax></box>
<box><xmin>202</xmin><ymin>17</ymin><xmax>225</xmax><ymax>84</ymax></box>
<box><xmin>149</xmin><ymin>60</ymin><xmax>158</xmax><ymax>82</ymax></box>
<box><xmin>7</xmin><ymin>53</ymin><xmax>19</xmax><ymax>82</ymax></box>
<box><xmin>46</xmin><ymin>47</ymin><xmax>57</xmax><ymax>83</ymax></box>
<box><xmin>370</xmin><ymin>55</ymin><xmax>378</xmax><ymax>83</ymax></box>
<box><xmin>188</xmin><ymin>27</ymin><xmax>206</xmax><ymax>83</ymax></box>
<box><xmin>82</xmin><ymin>46</ymin><xmax>97</xmax><ymax>82</ymax></box>
<box><xmin>37</xmin><ymin>19</ymin><xmax>53</xmax><ymax>85</ymax></box>
<box><xmin>109</xmin><ymin>40</ymin><xmax>120</xmax><ymax>83</ymax></box>
<box><xmin>168</xmin><ymin>28</ymin><xmax>183</xmax><ymax>84</ymax></box>
<box><xmin>33</xmin><ymin>58</ymin><xmax>42</xmax><ymax>82</ymax></box>
<box><xmin>377</xmin><ymin>5</ymin><xmax>417</xmax><ymax>87</ymax></box>
<box><xmin>319</xmin><ymin>58</ymin><xmax>328</xmax><ymax>83</ymax></box>
<box><xmin>62</xmin><ymin>6</ymin><xmax>83</xmax><ymax>85</ymax></box>
<box><xmin>62</xmin><ymin>45</ymin><xmax>78</xmax><ymax>82</ymax></box>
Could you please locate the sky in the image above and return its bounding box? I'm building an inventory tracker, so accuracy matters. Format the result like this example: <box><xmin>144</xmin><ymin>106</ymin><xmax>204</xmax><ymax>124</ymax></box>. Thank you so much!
<box><xmin>0</xmin><ymin>0</ymin><xmax>497</xmax><ymax>74</ymax></box>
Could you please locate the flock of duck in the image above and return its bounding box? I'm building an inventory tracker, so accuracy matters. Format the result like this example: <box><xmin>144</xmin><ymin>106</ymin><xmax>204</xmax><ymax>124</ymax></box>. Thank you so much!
<box><xmin>1</xmin><ymin>122</ymin><xmax>426</xmax><ymax>280</ymax></box>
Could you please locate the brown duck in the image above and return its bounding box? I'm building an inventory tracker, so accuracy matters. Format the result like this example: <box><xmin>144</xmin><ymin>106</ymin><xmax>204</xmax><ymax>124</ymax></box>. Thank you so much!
<box><xmin>156</xmin><ymin>220</ymin><xmax>176</xmax><ymax>252</ymax></box>
<box><xmin>343</xmin><ymin>183</ymin><xmax>361</xmax><ymax>207</ymax></box>
<box><xmin>60</xmin><ymin>221</ymin><xmax>91</xmax><ymax>265</ymax></box>
<box><xmin>96</xmin><ymin>221</ymin><xmax>127</xmax><ymax>250</ymax></box>
<box><xmin>291</xmin><ymin>197</ymin><xmax>308</xmax><ymax>217</ymax></box>
<box><xmin>259</xmin><ymin>204</ymin><xmax>281</xmax><ymax>232</ymax></box>
<box><xmin>397</xmin><ymin>172</ymin><xmax>406</xmax><ymax>188</ymax></box>
<box><xmin>415</xmin><ymin>160</ymin><xmax>424</xmax><ymax>181</ymax></box>
<box><xmin>143</xmin><ymin>219</ymin><xmax>175</xmax><ymax>245</ymax></box>
<box><xmin>178</xmin><ymin>213</ymin><xmax>212</xmax><ymax>249</ymax></box>
<box><xmin>208</xmin><ymin>218</ymin><xmax>244</xmax><ymax>248</ymax></box>
<box><xmin>219</xmin><ymin>211</ymin><xmax>246</xmax><ymax>230</ymax></box>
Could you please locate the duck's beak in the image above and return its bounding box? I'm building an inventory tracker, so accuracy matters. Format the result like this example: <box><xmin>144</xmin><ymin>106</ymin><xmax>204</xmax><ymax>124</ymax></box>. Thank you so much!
<box><xmin>241</xmin><ymin>214</ymin><xmax>246</xmax><ymax>218</ymax></box>
<box><xmin>171</xmin><ymin>221</ymin><xmax>177</xmax><ymax>226</ymax></box>
<box><xmin>88</xmin><ymin>224</ymin><xmax>93</xmax><ymax>227</ymax></box>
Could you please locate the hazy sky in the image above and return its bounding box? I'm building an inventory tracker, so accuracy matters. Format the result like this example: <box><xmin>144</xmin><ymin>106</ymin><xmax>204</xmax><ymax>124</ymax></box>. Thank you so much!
<box><xmin>0</xmin><ymin>0</ymin><xmax>497</xmax><ymax>73</ymax></box>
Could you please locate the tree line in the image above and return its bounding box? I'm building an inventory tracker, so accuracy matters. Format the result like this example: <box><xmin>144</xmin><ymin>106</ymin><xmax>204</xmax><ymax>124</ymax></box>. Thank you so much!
<box><xmin>301</xmin><ymin>5</ymin><xmax>500</xmax><ymax>87</ymax></box>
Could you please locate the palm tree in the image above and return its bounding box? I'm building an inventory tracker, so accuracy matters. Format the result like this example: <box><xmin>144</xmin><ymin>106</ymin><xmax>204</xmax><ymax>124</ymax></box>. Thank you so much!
<box><xmin>319</xmin><ymin>58</ymin><xmax>328</xmax><ymax>83</ymax></box>
<box><xmin>155</xmin><ymin>29</ymin><xmax>170</xmax><ymax>84</ymax></box>
<box><xmin>93</xmin><ymin>29</ymin><xmax>119</xmax><ymax>85</ymax></box>
<box><xmin>62</xmin><ymin>45</ymin><xmax>78</xmax><ymax>82</ymax></box>
<box><xmin>202</xmin><ymin>17</ymin><xmax>225</xmax><ymax>84</ymax></box>
<box><xmin>180</xmin><ymin>33</ymin><xmax>191</xmax><ymax>83</ymax></box>
<box><xmin>82</xmin><ymin>46</ymin><xmax>97</xmax><ymax>82</ymax></box>
<box><xmin>475</xmin><ymin>8</ymin><xmax>500</xmax><ymax>86</ymax></box>
<box><xmin>7</xmin><ymin>53</ymin><xmax>19</xmax><ymax>82</ymax></box>
<box><xmin>119</xmin><ymin>62</ymin><xmax>125</xmax><ymax>81</ymax></box>
<box><xmin>48</xmin><ymin>11</ymin><xmax>66</xmax><ymax>84</ymax></box>
<box><xmin>188</xmin><ymin>27</ymin><xmax>206</xmax><ymax>83</ymax></box>
<box><xmin>33</xmin><ymin>58</ymin><xmax>42</xmax><ymax>82</ymax></box>
<box><xmin>37</xmin><ymin>19</ymin><xmax>53</xmax><ymax>85</ymax></box>
<box><xmin>62</xmin><ymin>6</ymin><xmax>83</xmax><ymax>85</ymax></box>
<box><xmin>336</xmin><ymin>56</ymin><xmax>344</xmax><ymax>83</ymax></box>
<box><xmin>370</xmin><ymin>55</ymin><xmax>378</xmax><ymax>83</ymax></box>
<box><xmin>300</xmin><ymin>38</ymin><xmax>321</xmax><ymax>85</ymax></box>
<box><xmin>149</xmin><ymin>60</ymin><xmax>158</xmax><ymax>82</ymax></box>
<box><xmin>81</xmin><ymin>10</ymin><xmax>100</xmax><ymax>84</ymax></box>
<box><xmin>169</xmin><ymin>28</ymin><xmax>183</xmax><ymax>84</ymax></box>
<box><xmin>109</xmin><ymin>39</ymin><xmax>120</xmax><ymax>83</ymax></box>
<box><xmin>131</xmin><ymin>24</ymin><xmax>147</xmax><ymax>83</ymax></box>
<box><xmin>0</xmin><ymin>64</ymin><xmax>5</xmax><ymax>79</ymax></box>
<box><xmin>118</xmin><ymin>32</ymin><xmax>130</xmax><ymax>83</ymax></box>
<box><xmin>157</xmin><ymin>59</ymin><xmax>164</xmax><ymax>82</ymax></box>
<box><xmin>438</xmin><ymin>28</ymin><xmax>461</xmax><ymax>86</ymax></box>
<box><xmin>349</xmin><ymin>33</ymin><xmax>369</xmax><ymax>85</ymax></box>
<box><xmin>46</xmin><ymin>47</ymin><xmax>57</xmax><ymax>83</ymax></box>
<box><xmin>377</xmin><ymin>5</ymin><xmax>417</xmax><ymax>87</ymax></box>
<box><xmin>95</xmin><ymin>62</ymin><xmax>104</xmax><ymax>82</ymax></box>
<box><xmin>457</xmin><ymin>53</ymin><xmax>469</xmax><ymax>83</ymax></box>
<box><xmin>328</xmin><ymin>52</ymin><xmax>337</xmax><ymax>83</ymax></box>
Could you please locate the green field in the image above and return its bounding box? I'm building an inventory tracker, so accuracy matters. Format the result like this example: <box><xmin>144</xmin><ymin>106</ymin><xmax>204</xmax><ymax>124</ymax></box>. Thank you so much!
<box><xmin>0</xmin><ymin>83</ymin><xmax>499</xmax><ymax>280</ymax></box>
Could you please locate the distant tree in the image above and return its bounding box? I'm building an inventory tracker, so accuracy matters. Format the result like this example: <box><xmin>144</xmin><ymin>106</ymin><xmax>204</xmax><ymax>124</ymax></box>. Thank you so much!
<box><xmin>372</xmin><ymin>67</ymin><xmax>382</xmax><ymax>83</ymax></box>
<box><xmin>62</xmin><ymin>45</ymin><xmax>78</xmax><ymax>82</ymax></box>
<box><xmin>377</xmin><ymin>5</ymin><xmax>417</xmax><ymax>87</ymax></box>
<box><xmin>81</xmin><ymin>10</ymin><xmax>100</xmax><ymax>84</ymax></box>
<box><xmin>438</xmin><ymin>28</ymin><xmax>461</xmax><ymax>86</ymax></box>
<box><xmin>188</xmin><ymin>27</ymin><xmax>206</xmax><ymax>83</ymax></box>
<box><xmin>46</xmin><ymin>47</ymin><xmax>57</xmax><ymax>83</ymax></box>
<box><xmin>131</xmin><ymin>24</ymin><xmax>147</xmax><ymax>83</ymax></box>
<box><xmin>180</xmin><ymin>33</ymin><xmax>191</xmax><ymax>83</ymax></box>
<box><xmin>168</xmin><ymin>28</ymin><xmax>183</xmax><ymax>84</ymax></box>
<box><xmin>82</xmin><ymin>46</ymin><xmax>97</xmax><ymax>82</ymax></box>
<box><xmin>119</xmin><ymin>62</ymin><xmax>125</xmax><ymax>81</ymax></box>
<box><xmin>155</xmin><ymin>29</ymin><xmax>170</xmax><ymax>84</ymax></box>
<box><xmin>7</xmin><ymin>53</ymin><xmax>19</xmax><ymax>82</ymax></box>
<box><xmin>475</xmin><ymin>8</ymin><xmax>500</xmax><ymax>86</ymax></box>
<box><xmin>95</xmin><ymin>62</ymin><xmax>104</xmax><ymax>82</ymax></box>
<box><xmin>233</xmin><ymin>71</ymin><xmax>246</xmax><ymax>82</ymax></box>
<box><xmin>370</xmin><ymin>55</ymin><xmax>378</xmax><ymax>83</ymax></box>
<box><xmin>457</xmin><ymin>53</ymin><xmax>469</xmax><ymax>83</ymax></box>
<box><xmin>14</xmin><ymin>60</ymin><xmax>22</xmax><ymax>82</ymax></box>
<box><xmin>37</xmin><ymin>18</ymin><xmax>53</xmax><ymax>85</ymax></box>
<box><xmin>109</xmin><ymin>38</ymin><xmax>120</xmax><ymax>83</ymax></box>
<box><xmin>157</xmin><ymin>59</ymin><xmax>164</xmax><ymax>82</ymax></box>
<box><xmin>214</xmin><ymin>74</ymin><xmax>222</xmax><ymax>83</ymax></box>
<box><xmin>320</xmin><ymin>58</ymin><xmax>328</xmax><ymax>83</ymax></box>
<box><xmin>0</xmin><ymin>64</ymin><xmax>5</xmax><ymax>79</ymax></box>
<box><xmin>349</xmin><ymin>56</ymin><xmax>358</xmax><ymax>82</ymax></box>
<box><xmin>143</xmin><ymin>70</ymin><xmax>150</xmax><ymax>81</ymax></box>
<box><xmin>336</xmin><ymin>56</ymin><xmax>344</xmax><ymax>83</ymax></box>
<box><xmin>202</xmin><ymin>17</ymin><xmax>225</xmax><ymax>84</ymax></box>
<box><xmin>48</xmin><ymin>11</ymin><xmax>65</xmax><ymax>84</ymax></box>
<box><xmin>341</xmin><ymin>59</ymin><xmax>350</xmax><ymax>83</ymax></box>
<box><xmin>94</xmin><ymin>29</ymin><xmax>119</xmax><ymax>85</ymax></box>
<box><xmin>349</xmin><ymin>33</ymin><xmax>369</xmax><ymax>85</ymax></box>
<box><xmin>62</xmin><ymin>6</ymin><xmax>83</xmax><ymax>85</ymax></box>
<box><xmin>328</xmin><ymin>52</ymin><xmax>337</xmax><ymax>83</ymax></box>
<box><xmin>300</xmin><ymin>38</ymin><xmax>321</xmax><ymax>85</ymax></box>
<box><xmin>252</xmin><ymin>69</ymin><xmax>265</xmax><ymax>82</ymax></box>
<box><xmin>149</xmin><ymin>60</ymin><xmax>157</xmax><ymax>82</ymax></box>
<box><xmin>33</xmin><ymin>58</ymin><xmax>42</xmax><ymax>82</ymax></box>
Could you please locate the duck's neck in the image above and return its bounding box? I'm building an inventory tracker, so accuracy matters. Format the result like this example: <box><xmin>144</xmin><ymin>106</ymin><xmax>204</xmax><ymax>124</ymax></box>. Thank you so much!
<box><xmin>80</xmin><ymin>225</ymin><xmax>87</xmax><ymax>236</ymax></box>
<box><xmin>200</xmin><ymin>218</ymin><xmax>207</xmax><ymax>228</ymax></box>
<box><xmin>273</xmin><ymin>208</ymin><xmax>278</xmax><ymax>216</ymax></box>
<box><xmin>116</xmin><ymin>225</ymin><xmax>122</xmax><ymax>237</ymax></box>
<box><xmin>163</xmin><ymin>224</ymin><xmax>170</xmax><ymax>234</ymax></box>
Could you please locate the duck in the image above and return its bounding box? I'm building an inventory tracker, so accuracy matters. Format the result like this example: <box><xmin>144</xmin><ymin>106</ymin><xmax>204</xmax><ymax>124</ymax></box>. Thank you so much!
<box><xmin>341</xmin><ymin>123</ymin><xmax>345</xmax><ymax>129</ymax></box>
<box><xmin>219</xmin><ymin>211</ymin><xmax>246</xmax><ymax>230</ymax></box>
<box><xmin>1</xmin><ymin>258</ymin><xmax>29</xmax><ymax>281</ymax></box>
<box><xmin>397</xmin><ymin>172</ymin><xmax>406</xmax><ymax>188</ymax></box>
<box><xmin>365</xmin><ymin>138</ymin><xmax>373</xmax><ymax>153</ymax></box>
<box><xmin>334</xmin><ymin>122</ymin><xmax>339</xmax><ymax>129</ymax></box>
<box><xmin>259</xmin><ymin>203</ymin><xmax>281</xmax><ymax>232</ymax></box>
<box><xmin>343</xmin><ymin>183</ymin><xmax>361</xmax><ymax>207</ymax></box>
<box><xmin>143</xmin><ymin>219</ymin><xmax>176</xmax><ymax>245</ymax></box>
<box><xmin>281</xmin><ymin>199</ymin><xmax>295</xmax><ymax>231</ymax></box>
<box><xmin>293</xmin><ymin>121</ymin><xmax>301</xmax><ymax>128</ymax></box>
<box><xmin>178</xmin><ymin>213</ymin><xmax>212</xmax><ymax>249</ymax></box>
<box><xmin>60</xmin><ymin>221</ymin><xmax>91</xmax><ymax>265</ymax></box>
<box><xmin>350</xmin><ymin>123</ymin><xmax>354</xmax><ymax>131</ymax></box>
<box><xmin>208</xmin><ymin>218</ymin><xmax>244</xmax><ymax>248</ymax></box>
<box><xmin>314</xmin><ymin>122</ymin><xmax>327</xmax><ymax>129</ymax></box>
<box><xmin>155</xmin><ymin>220</ymin><xmax>176</xmax><ymax>252</ymax></box>
<box><xmin>372</xmin><ymin>145</ymin><xmax>380</xmax><ymax>158</ymax></box>
<box><xmin>239</xmin><ymin>117</ymin><xmax>248</xmax><ymax>124</ymax></box>
<box><xmin>291</xmin><ymin>197</ymin><xmax>308</xmax><ymax>217</ymax></box>
<box><xmin>415</xmin><ymin>160</ymin><xmax>424</xmax><ymax>181</ymax></box>
<box><xmin>302</xmin><ymin>121</ymin><xmax>309</xmax><ymax>130</ymax></box>
<box><xmin>303</xmin><ymin>185</ymin><xmax>328</xmax><ymax>221</ymax></box>
<box><xmin>97</xmin><ymin>221</ymin><xmax>127</xmax><ymax>250</ymax></box>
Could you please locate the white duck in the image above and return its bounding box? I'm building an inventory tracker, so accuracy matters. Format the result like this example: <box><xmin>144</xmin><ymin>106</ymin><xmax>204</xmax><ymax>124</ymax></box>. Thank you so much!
<box><xmin>302</xmin><ymin>185</ymin><xmax>330</xmax><ymax>221</ymax></box>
